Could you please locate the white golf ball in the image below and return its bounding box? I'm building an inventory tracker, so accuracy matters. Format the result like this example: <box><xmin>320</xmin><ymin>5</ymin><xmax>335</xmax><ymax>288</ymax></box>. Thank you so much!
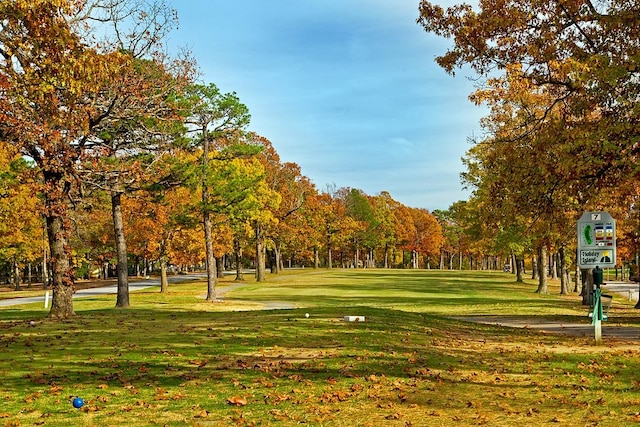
<box><xmin>305</xmin><ymin>313</ymin><xmax>309</xmax><ymax>318</ymax></box>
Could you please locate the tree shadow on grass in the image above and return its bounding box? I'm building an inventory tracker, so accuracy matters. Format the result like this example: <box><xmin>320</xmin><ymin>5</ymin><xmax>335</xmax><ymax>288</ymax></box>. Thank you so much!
<box><xmin>0</xmin><ymin>306</ymin><xmax>579</xmax><ymax>393</ymax></box>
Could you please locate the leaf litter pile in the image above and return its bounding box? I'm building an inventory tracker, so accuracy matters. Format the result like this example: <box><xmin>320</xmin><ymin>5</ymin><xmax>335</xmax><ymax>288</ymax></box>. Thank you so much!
<box><xmin>2</xmin><ymin>305</ymin><xmax>640</xmax><ymax>426</ymax></box>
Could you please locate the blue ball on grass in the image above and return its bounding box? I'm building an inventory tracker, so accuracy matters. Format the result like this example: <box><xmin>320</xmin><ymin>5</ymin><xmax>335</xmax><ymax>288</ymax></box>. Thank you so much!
<box><xmin>72</xmin><ymin>397</ymin><xmax>84</xmax><ymax>408</ymax></box>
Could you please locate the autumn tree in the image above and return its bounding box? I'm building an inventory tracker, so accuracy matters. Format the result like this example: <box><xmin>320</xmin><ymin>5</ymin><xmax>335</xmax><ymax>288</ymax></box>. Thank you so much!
<box><xmin>295</xmin><ymin>190</ymin><xmax>325</xmax><ymax>268</ymax></box>
<box><xmin>389</xmin><ymin>201</ymin><xmax>416</xmax><ymax>269</ymax></box>
<box><xmin>368</xmin><ymin>192</ymin><xmax>398</xmax><ymax>269</ymax></box>
<box><xmin>434</xmin><ymin>201</ymin><xmax>475</xmax><ymax>270</ymax></box>
<box><xmin>1</xmin><ymin>0</ymin><xmax>190</xmax><ymax>316</ymax></box>
<box><xmin>69</xmin><ymin>191</ymin><xmax>116</xmax><ymax>280</ymax></box>
<box><xmin>0</xmin><ymin>1</ymin><xmax>143</xmax><ymax>318</ymax></box>
<box><xmin>251</xmin><ymin>136</ymin><xmax>311</xmax><ymax>274</ymax></box>
<box><xmin>269</xmin><ymin>165</ymin><xmax>315</xmax><ymax>271</ymax></box>
<box><xmin>419</xmin><ymin>0</ymin><xmax>640</xmax><ymax>295</ymax></box>
<box><xmin>342</xmin><ymin>189</ymin><xmax>375</xmax><ymax>268</ymax></box>
<box><xmin>76</xmin><ymin>0</ymin><xmax>191</xmax><ymax>308</ymax></box>
<box><xmin>404</xmin><ymin>208</ymin><xmax>443</xmax><ymax>269</ymax></box>
<box><xmin>316</xmin><ymin>192</ymin><xmax>342</xmax><ymax>269</ymax></box>
<box><xmin>123</xmin><ymin>175</ymin><xmax>198</xmax><ymax>292</ymax></box>
<box><xmin>0</xmin><ymin>143</ymin><xmax>42</xmax><ymax>290</ymax></box>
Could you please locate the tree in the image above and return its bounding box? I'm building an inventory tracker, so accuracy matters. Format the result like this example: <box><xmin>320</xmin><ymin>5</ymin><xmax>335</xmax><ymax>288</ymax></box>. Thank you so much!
<box><xmin>77</xmin><ymin>0</ymin><xmax>189</xmax><ymax>308</ymax></box>
<box><xmin>419</xmin><ymin>0</ymin><xmax>640</xmax><ymax>293</ymax></box>
<box><xmin>418</xmin><ymin>0</ymin><xmax>640</xmax><ymax>154</ymax></box>
<box><xmin>214</xmin><ymin>152</ymin><xmax>279</xmax><ymax>283</ymax></box>
<box><xmin>268</xmin><ymin>163</ymin><xmax>314</xmax><ymax>271</ymax></box>
<box><xmin>369</xmin><ymin>192</ymin><xmax>398</xmax><ymax>269</ymax></box>
<box><xmin>69</xmin><ymin>190</ymin><xmax>115</xmax><ymax>280</ymax></box>
<box><xmin>0</xmin><ymin>1</ymin><xmax>134</xmax><ymax>318</ymax></box>
<box><xmin>185</xmin><ymin>83</ymin><xmax>251</xmax><ymax>300</ymax></box>
<box><xmin>124</xmin><ymin>174</ymin><xmax>197</xmax><ymax>293</ymax></box>
<box><xmin>317</xmin><ymin>191</ymin><xmax>344</xmax><ymax>269</ymax></box>
<box><xmin>405</xmin><ymin>208</ymin><xmax>444</xmax><ymax>269</ymax></box>
<box><xmin>80</xmin><ymin>56</ymin><xmax>191</xmax><ymax>307</ymax></box>
<box><xmin>0</xmin><ymin>143</ymin><xmax>42</xmax><ymax>290</ymax></box>
<box><xmin>390</xmin><ymin>201</ymin><xmax>416</xmax><ymax>269</ymax></box>
<box><xmin>295</xmin><ymin>190</ymin><xmax>325</xmax><ymax>268</ymax></box>
<box><xmin>251</xmin><ymin>136</ymin><xmax>311</xmax><ymax>274</ymax></box>
<box><xmin>343</xmin><ymin>189</ymin><xmax>375</xmax><ymax>268</ymax></box>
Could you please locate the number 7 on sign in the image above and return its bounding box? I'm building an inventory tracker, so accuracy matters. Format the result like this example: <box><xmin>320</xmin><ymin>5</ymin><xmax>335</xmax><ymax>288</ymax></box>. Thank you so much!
<box><xmin>591</xmin><ymin>213</ymin><xmax>602</xmax><ymax>220</ymax></box>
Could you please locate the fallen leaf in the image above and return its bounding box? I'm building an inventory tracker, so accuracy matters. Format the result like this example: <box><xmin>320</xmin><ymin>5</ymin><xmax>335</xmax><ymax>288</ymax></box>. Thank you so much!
<box><xmin>194</xmin><ymin>410</ymin><xmax>208</xmax><ymax>418</ymax></box>
<box><xmin>227</xmin><ymin>395</ymin><xmax>248</xmax><ymax>406</ymax></box>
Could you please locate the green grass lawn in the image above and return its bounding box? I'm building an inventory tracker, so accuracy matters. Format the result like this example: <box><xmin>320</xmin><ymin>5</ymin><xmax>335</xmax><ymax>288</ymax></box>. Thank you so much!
<box><xmin>1</xmin><ymin>269</ymin><xmax>640</xmax><ymax>426</ymax></box>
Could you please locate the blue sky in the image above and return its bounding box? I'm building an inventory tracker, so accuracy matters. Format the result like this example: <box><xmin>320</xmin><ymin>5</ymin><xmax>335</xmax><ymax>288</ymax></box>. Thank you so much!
<box><xmin>166</xmin><ymin>0</ymin><xmax>485</xmax><ymax>211</ymax></box>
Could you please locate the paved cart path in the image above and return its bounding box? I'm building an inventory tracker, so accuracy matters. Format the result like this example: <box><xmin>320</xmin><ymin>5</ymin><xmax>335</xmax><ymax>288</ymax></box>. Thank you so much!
<box><xmin>453</xmin><ymin>281</ymin><xmax>640</xmax><ymax>342</ymax></box>
<box><xmin>0</xmin><ymin>274</ymin><xmax>206</xmax><ymax>307</ymax></box>
<box><xmin>0</xmin><ymin>273</ymin><xmax>295</xmax><ymax>310</ymax></box>
<box><xmin>454</xmin><ymin>316</ymin><xmax>640</xmax><ymax>341</ymax></box>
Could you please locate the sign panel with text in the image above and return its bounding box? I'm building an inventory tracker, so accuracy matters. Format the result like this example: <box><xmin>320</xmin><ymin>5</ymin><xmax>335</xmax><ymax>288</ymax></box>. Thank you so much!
<box><xmin>577</xmin><ymin>211</ymin><xmax>616</xmax><ymax>269</ymax></box>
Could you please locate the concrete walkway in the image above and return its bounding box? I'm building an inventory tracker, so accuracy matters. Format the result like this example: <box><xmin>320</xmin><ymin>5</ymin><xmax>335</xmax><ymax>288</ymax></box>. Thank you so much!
<box><xmin>0</xmin><ymin>274</ymin><xmax>296</xmax><ymax>311</ymax></box>
<box><xmin>453</xmin><ymin>282</ymin><xmax>640</xmax><ymax>342</ymax></box>
<box><xmin>602</xmin><ymin>281</ymin><xmax>640</xmax><ymax>302</ymax></box>
<box><xmin>0</xmin><ymin>274</ymin><xmax>206</xmax><ymax>308</ymax></box>
<box><xmin>456</xmin><ymin>316</ymin><xmax>640</xmax><ymax>341</ymax></box>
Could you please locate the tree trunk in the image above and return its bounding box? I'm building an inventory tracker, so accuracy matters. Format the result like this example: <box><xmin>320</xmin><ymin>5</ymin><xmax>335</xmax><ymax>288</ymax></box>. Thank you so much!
<box><xmin>160</xmin><ymin>257</ymin><xmax>169</xmax><ymax>293</ymax></box>
<box><xmin>255</xmin><ymin>223</ymin><xmax>266</xmax><ymax>281</ymax></box>
<box><xmin>216</xmin><ymin>256</ymin><xmax>225</xmax><ymax>279</ymax></box>
<box><xmin>112</xmin><ymin>192</ymin><xmax>130</xmax><ymax>308</ymax></box>
<box><xmin>559</xmin><ymin>247</ymin><xmax>571</xmax><ymax>295</ymax></box>
<box><xmin>13</xmin><ymin>261</ymin><xmax>21</xmax><ymax>291</ymax></box>
<box><xmin>41</xmin><ymin>223</ymin><xmax>48</xmax><ymax>288</ymax></box>
<box><xmin>202</xmin><ymin>128</ymin><xmax>218</xmax><ymax>301</ymax></box>
<box><xmin>581</xmin><ymin>268</ymin><xmax>594</xmax><ymax>305</ymax></box>
<box><xmin>203</xmin><ymin>208</ymin><xmax>217</xmax><ymax>301</ymax></box>
<box><xmin>273</xmin><ymin>244</ymin><xmax>283</xmax><ymax>273</ymax></box>
<box><xmin>515</xmin><ymin>258</ymin><xmax>524</xmax><ymax>282</ymax></box>
<box><xmin>384</xmin><ymin>244</ymin><xmax>390</xmax><ymax>269</ymax></box>
<box><xmin>46</xmin><ymin>209</ymin><xmax>75</xmax><ymax>319</ymax></box>
<box><xmin>531</xmin><ymin>254</ymin><xmax>538</xmax><ymax>280</ymax></box>
<box><xmin>535</xmin><ymin>245</ymin><xmax>548</xmax><ymax>294</ymax></box>
<box><xmin>234</xmin><ymin>239</ymin><xmax>244</xmax><ymax>281</ymax></box>
<box><xmin>269</xmin><ymin>249</ymin><xmax>276</xmax><ymax>273</ymax></box>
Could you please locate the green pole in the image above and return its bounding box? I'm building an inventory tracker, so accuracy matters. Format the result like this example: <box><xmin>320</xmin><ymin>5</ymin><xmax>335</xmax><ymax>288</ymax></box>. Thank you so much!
<box><xmin>592</xmin><ymin>288</ymin><xmax>603</xmax><ymax>345</ymax></box>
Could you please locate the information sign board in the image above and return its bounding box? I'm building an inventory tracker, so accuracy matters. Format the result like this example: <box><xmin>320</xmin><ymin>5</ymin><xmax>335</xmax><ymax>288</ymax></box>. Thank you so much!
<box><xmin>577</xmin><ymin>211</ymin><xmax>616</xmax><ymax>269</ymax></box>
